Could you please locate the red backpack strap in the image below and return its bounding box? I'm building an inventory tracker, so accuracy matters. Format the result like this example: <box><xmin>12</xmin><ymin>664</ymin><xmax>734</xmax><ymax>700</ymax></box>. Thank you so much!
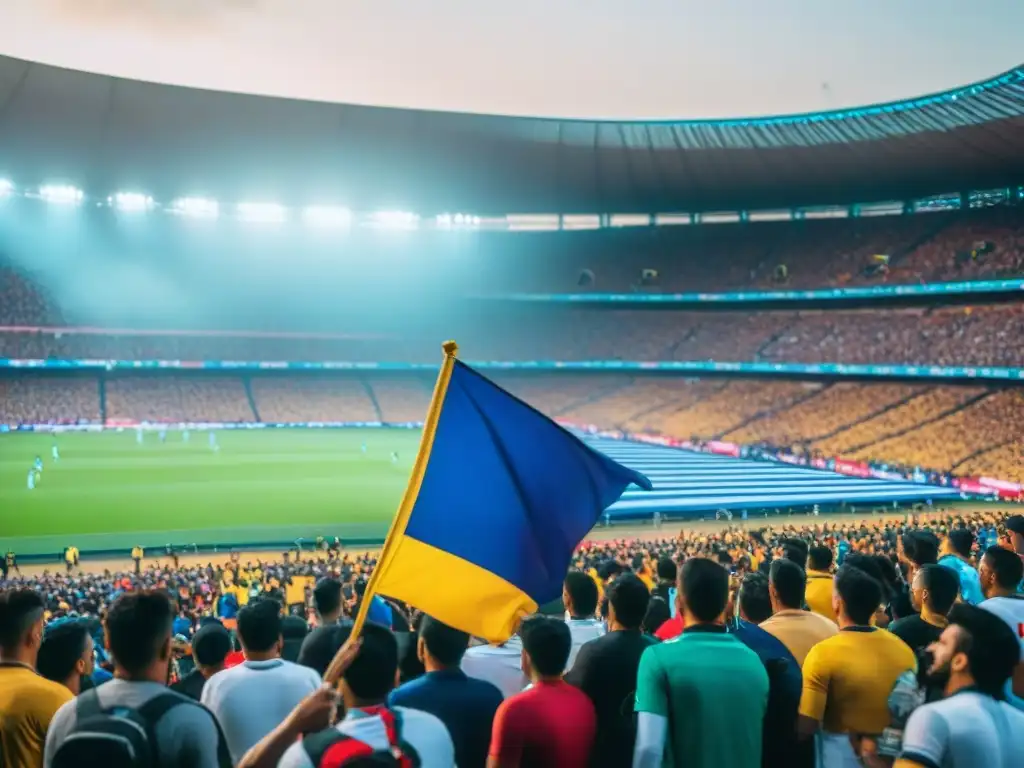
<box><xmin>362</xmin><ymin>706</ymin><xmax>420</xmax><ymax>767</ymax></box>
<box><xmin>302</xmin><ymin>728</ymin><xmax>374</xmax><ymax>768</ymax></box>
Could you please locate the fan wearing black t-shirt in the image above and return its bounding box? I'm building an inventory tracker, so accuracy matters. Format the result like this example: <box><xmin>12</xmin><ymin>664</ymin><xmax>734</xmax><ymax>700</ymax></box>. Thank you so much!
<box><xmin>890</xmin><ymin>564</ymin><xmax>959</xmax><ymax>654</ymax></box>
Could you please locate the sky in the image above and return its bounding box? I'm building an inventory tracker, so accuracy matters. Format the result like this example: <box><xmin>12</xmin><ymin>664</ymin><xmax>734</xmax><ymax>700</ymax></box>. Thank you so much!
<box><xmin>0</xmin><ymin>0</ymin><xmax>1020</xmax><ymax>120</ymax></box>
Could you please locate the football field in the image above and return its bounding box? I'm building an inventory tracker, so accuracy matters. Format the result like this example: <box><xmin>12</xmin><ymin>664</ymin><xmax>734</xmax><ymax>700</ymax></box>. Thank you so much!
<box><xmin>0</xmin><ymin>429</ymin><xmax>419</xmax><ymax>556</ymax></box>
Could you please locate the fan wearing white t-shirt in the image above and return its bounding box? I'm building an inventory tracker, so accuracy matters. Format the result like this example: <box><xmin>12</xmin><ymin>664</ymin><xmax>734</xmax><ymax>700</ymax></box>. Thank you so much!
<box><xmin>277</xmin><ymin>622</ymin><xmax>454</xmax><ymax>768</ymax></box>
<box><xmin>978</xmin><ymin>545</ymin><xmax>1024</xmax><ymax>708</ymax></box>
<box><xmin>201</xmin><ymin>599</ymin><xmax>321</xmax><ymax>764</ymax></box>
<box><xmin>900</xmin><ymin>604</ymin><xmax>1024</xmax><ymax>768</ymax></box>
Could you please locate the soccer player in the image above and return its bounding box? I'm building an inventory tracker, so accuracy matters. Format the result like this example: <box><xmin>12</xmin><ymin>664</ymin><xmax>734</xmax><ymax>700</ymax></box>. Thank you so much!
<box><xmin>209</xmin><ymin>431</ymin><xmax>219</xmax><ymax>452</ymax></box>
<box><xmin>136</xmin><ymin>426</ymin><xmax>144</xmax><ymax>445</ymax></box>
<box><xmin>27</xmin><ymin>468</ymin><xmax>36</xmax><ymax>491</ymax></box>
<box><xmin>159</xmin><ymin>428</ymin><xmax>167</xmax><ymax>443</ymax></box>
<box><xmin>51</xmin><ymin>443</ymin><xmax>60</xmax><ymax>462</ymax></box>
<box><xmin>34</xmin><ymin>455</ymin><xmax>43</xmax><ymax>473</ymax></box>
<box><xmin>361</xmin><ymin>441</ymin><xmax>367</xmax><ymax>455</ymax></box>
<box><xmin>391</xmin><ymin>450</ymin><xmax>399</xmax><ymax>464</ymax></box>
<box><xmin>182</xmin><ymin>429</ymin><xmax>190</xmax><ymax>444</ymax></box>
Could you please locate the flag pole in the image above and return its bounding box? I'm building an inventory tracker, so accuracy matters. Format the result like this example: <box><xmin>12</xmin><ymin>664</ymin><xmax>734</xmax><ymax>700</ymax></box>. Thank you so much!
<box><xmin>325</xmin><ymin>340</ymin><xmax>459</xmax><ymax>684</ymax></box>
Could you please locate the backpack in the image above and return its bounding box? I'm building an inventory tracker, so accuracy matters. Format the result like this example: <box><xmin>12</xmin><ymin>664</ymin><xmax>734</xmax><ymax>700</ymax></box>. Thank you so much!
<box><xmin>50</xmin><ymin>688</ymin><xmax>192</xmax><ymax>768</ymax></box>
<box><xmin>302</xmin><ymin>706</ymin><xmax>420</xmax><ymax>768</ymax></box>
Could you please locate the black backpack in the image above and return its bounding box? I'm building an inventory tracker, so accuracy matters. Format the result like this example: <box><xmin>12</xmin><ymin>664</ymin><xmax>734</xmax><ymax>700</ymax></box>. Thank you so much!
<box><xmin>50</xmin><ymin>688</ymin><xmax>193</xmax><ymax>768</ymax></box>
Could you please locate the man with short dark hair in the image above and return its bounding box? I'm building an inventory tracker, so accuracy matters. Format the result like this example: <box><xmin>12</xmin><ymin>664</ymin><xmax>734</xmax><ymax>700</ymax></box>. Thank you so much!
<box><xmin>489</xmin><ymin>617</ymin><xmax>596</xmax><ymax>768</ymax></box>
<box><xmin>899</xmin><ymin>604</ymin><xmax>1024</xmax><ymax>767</ymax></box>
<box><xmin>389</xmin><ymin>615</ymin><xmax>503</xmax><ymax>768</ymax></box>
<box><xmin>1</xmin><ymin>589</ymin><xmax>73</xmax><ymax>767</ymax></box>
<box><xmin>170</xmin><ymin>620</ymin><xmax>232</xmax><ymax>701</ymax></box>
<box><xmin>566</xmin><ymin>574</ymin><xmax>657</xmax><ymax>768</ymax></box>
<box><xmin>653</xmin><ymin>557</ymin><xmax>676</xmax><ymax>604</ymax></box>
<box><xmin>895</xmin><ymin>531</ymin><xmax>940</xmax><ymax>619</ymax></box>
<box><xmin>781</xmin><ymin>537</ymin><xmax>809</xmax><ymax>570</ymax></box>
<box><xmin>805</xmin><ymin>545</ymin><xmax>837</xmax><ymax>621</ymax></box>
<box><xmin>761</xmin><ymin>558</ymin><xmax>838</xmax><ymax>666</ymax></box>
<box><xmin>43</xmin><ymin>590</ymin><xmax>225</xmax><ymax>768</ymax></box>
<box><xmin>37</xmin><ymin>620</ymin><xmax>94</xmax><ymax>695</ymax></box>
<box><xmin>730</xmin><ymin>572</ymin><xmax>807</xmax><ymax>768</ymax></box>
<box><xmin>277</xmin><ymin>622</ymin><xmax>454</xmax><ymax>768</ymax></box>
<box><xmin>633</xmin><ymin>558</ymin><xmax>769</xmax><ymax>768</ymax></box>
<box><xmin>562</xmin><ymin>571</ymin><xmax>605</xmax><ymax>670</ymax></box>
<box><xmin>798</xmin><ymin>566</ymin><xmax>917</xmax><ymax>767</ymax></box>
<box><xmin>978</xmin><ymin>545</ymin><xmax>1024</xmax><ymax>707</ymax></box>
<box><xmin>890</xmin><ymin>564</ymin><xmax>960</xmax><ymax>653</ymax></box>
<box><xmin>938</xmin><ymin>528</ymin><xmax>984</xmax><ymax>604</ymax></box>
<box><xmin>312</xmin><ymin>577</ymin><xmax>344</xmax><ymax>625</ymax></box>
<box><xmin>201</xmin><ymin>597</ymin><xmax>321</xmax><ymax>764</ymax></box>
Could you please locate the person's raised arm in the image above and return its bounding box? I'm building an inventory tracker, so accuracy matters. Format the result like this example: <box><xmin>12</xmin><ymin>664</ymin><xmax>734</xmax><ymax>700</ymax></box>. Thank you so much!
<box><xmin>237</xmin><ymin>685</ymin><xmax>340</xmax><ymax>768</ymax></box>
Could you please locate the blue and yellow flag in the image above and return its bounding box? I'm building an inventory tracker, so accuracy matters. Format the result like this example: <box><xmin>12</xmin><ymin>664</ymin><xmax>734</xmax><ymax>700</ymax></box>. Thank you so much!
<box><xmin>355</xmin><ymin>342</ymin><xmax>652</xmax><ymax>643</ymax></box>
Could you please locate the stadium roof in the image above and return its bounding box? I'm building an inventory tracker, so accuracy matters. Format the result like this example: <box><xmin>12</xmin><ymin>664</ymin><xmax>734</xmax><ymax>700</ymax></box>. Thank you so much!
<box><xmin>1</xmin><ymin>54</ymin><xmax>1023</xmax><ymax>214</ymax></box>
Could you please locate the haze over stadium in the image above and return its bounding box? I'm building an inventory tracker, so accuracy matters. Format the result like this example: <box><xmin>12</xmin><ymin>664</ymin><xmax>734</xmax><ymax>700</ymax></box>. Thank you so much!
<box><xmin>1</xmin><ymin>6</ymin><xmax>1023</xmax><ymax>768</ymax></box>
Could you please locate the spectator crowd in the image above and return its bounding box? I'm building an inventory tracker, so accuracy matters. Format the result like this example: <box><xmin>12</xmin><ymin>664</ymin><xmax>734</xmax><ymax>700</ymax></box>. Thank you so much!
<box><xmin>3</xmin><ymin>508</ymin><xmax>1024</xmax><ymax>767</ymax></box>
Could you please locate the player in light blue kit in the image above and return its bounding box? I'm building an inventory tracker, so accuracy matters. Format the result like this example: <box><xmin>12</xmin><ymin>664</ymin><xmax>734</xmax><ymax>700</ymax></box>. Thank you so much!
<box><xmin>182</xmin><ymin>429</ymin><xmax>190</xmax><ymax>444</ymax></box>
<box><xmin>159</xmin><ymin>428</ymin><xmax>167</xmax><ymax>443</ymax></box>
<box><xmin>34</xmin><ymin>455</ymin><xmax>43</xmax><ymax>473</ymax></box>
<box><xmin>209</xmin><ymin>430</ymin><xmax>219</xmax><ymax>452</ymax></box>
<box><xmin>361</xmin><ymin>442</ymin><xmax>368</xmax><ymax>455</ymax></box>
<box><xmin>391</xmin><ymin>451</ymin><xmax>399</xmax><ymax>464</ymax></box>
<box><xmin>27</xmin><ymin>468</ymin><xmax>36</xmax><ymax>490</ymax></box>
<box><xmin>136</xmin><ymin>426</ymin><xmax>144</xmax><ymax>445</ymax></box>
<box><xmin>52</xmin><ymin>443</ymin><xmax>60</xmax><ymax>461</ymax></box>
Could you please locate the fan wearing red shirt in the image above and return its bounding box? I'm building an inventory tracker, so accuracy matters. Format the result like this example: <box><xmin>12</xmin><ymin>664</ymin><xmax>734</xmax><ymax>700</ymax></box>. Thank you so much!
<box><xmin>488</xmin><ymin>616</ymin><xmax>596</xmax><ymax>768</ymax></box>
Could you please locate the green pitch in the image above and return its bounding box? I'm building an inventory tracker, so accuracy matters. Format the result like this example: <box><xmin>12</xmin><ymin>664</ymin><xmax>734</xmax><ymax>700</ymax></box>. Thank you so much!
<box><xmin>0</xmin><ymin>429</ymin><xmax>421</xmax><ymax>556</ymax></box>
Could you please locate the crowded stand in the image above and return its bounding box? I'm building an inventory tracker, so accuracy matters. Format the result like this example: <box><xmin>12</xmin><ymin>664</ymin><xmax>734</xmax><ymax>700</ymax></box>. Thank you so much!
<box><xmin>848</xmin><ymin>390</ymin><xmax>1024</xmax><ymax>472</ymax></box>
<box><xmin>3</xmin><ymin>509</ymin><xmax>1023</xmax><ymax>767</ymax></box>
<box><xmin>0</xmin><ymin>377</ymin><xmax>101</xmax><ymax>425</ymax></box>
<box><xmin>809</xmin><ymin>386</ymin><xmax>988</xmax><ymax>457</ymax></box>
<box><xmin>724</xmin><ymin>383</ymin><xmax>926</xmax><ymax>446</ymax></box>
<box><xmin>104</xmin><ymin>377</ymin><xmax>255</xmax><ymax>424</ymax></box>
<box><xmin>3</xmin><ymin>305</ymin><xmax>1024</xmax><ymax>370</ymax></box>
<box><xmin>251</xmin><ymin>379</ymin><xmax>379</xmax><ymax>424</ymax></box>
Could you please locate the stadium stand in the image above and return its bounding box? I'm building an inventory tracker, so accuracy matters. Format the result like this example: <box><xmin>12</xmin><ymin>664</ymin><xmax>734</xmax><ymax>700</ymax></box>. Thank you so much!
<box><xmin>0</xmin><ymin>377</ymin><xmax>100</xmax><ymax>424</ymax></box>
<box><xmin>252</xmin><ymin>377</ymin><xmax>379</xmax><ymax>423</ymax></box>
<box><xmin>104</xmin><ymin>376</ymin><xmax>254</xmax><ymax>423</ymax></box>
<box><xmin>367</xmin><ymin>376</ymin><xmax>435</xmax><ymax>423</ymax></box>
<box><xmin>722</xmin><ymin>383</ymin><xmax>927</xmax><ymax>445</ymax></box>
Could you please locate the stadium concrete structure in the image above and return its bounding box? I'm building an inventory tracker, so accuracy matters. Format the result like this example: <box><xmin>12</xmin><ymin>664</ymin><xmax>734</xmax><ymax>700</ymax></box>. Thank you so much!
<box><xmin>0</xmin><ymin>52</ymin><xmax>1022</xmax><ymax>555</ymax></box>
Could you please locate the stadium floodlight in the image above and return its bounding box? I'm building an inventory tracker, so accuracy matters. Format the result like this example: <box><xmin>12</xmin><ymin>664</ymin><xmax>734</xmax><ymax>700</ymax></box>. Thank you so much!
<box><xmin>0</xmin><ymin>179</ymin><xmax>12</xmax><ymax>198</ymax></box>
<box><xmin>170</xmin><ymin>197</ymin><xmax>219</xmax><ymax>219</ymax></box>
<box><xmin>372</xmin><ymin>210</ymin><xmax>420</xmax><ymax>230</ymax></box>
<box><xmin>237</xmin><ymin>202</ymin><xmax>287</xmax><ymax>223</ymax></box>
<box><xmin>110</xmin><ymin>192</ymin><xmax>154</xmax><ymax>212</ymax></box>
<box><xmin>302</xmin><ymin>205</ymin><xmax>352</xmax><ymax>228</ymax></box>
<box><xmin>38</xmin><ymin>184</ymin><xmax>84</xmax><ymax>205</ymax></box>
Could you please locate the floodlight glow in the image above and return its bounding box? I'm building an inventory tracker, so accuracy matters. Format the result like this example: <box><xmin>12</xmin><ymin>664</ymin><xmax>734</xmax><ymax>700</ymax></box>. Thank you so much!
<box><xmin>0</xmin><ymin>179</ymin><xmax>11</xmax><ymax>197</ymax></box>
<box><xmin>170</xmin><ymin>197</ymin><xmax>219</xmax><ymax>219</ymax></box>
<box><xmin>39</xmin><ymin>185</ymin><xmax>84</xmax><ymax>205</ymax></box>
<box><xmin>372</xmin><ymin>210</ymin><xmax>420</xmax><ymax>229</ymax></box>
<box><xmin>237</xmin><ymin>202</ymin><xmax>287</xmax><ymax>223</ymax></box>
<box><xmin>303</xmin><ymin>205</ymin><xmax>352</xmax><ymax>228</ymax></box>
<box><xmin>110</xmin><ymin>192</ymin><xmax>154</xmax><ymax>212</ymax></box>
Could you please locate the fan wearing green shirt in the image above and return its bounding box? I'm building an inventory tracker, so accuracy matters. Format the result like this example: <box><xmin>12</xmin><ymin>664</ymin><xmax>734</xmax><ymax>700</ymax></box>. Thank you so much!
<box><xmin>633</xmin><ymin>557</ymin><xmax>769</xmax><ymax>768</ymax></box>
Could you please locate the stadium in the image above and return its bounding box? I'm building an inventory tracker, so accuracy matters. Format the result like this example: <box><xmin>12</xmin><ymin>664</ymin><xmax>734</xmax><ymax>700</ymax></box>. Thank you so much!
<box><xmin>1</xmin><ymin>10</ymin><xmax>1023</xmax><ymax>563</ymax></box>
